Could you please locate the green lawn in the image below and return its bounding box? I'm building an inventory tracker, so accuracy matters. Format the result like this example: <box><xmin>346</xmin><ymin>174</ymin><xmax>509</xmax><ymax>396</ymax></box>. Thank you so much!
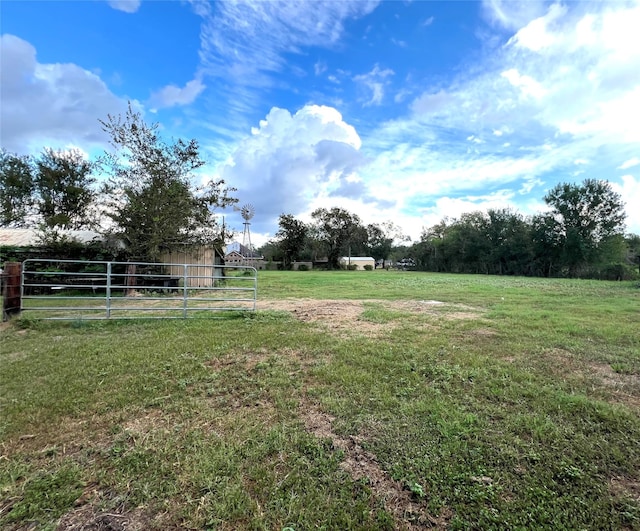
<box><xmin>1</xmin><ymin>270</ymin><xmax>639</xmax><ymax>530</ymax></box>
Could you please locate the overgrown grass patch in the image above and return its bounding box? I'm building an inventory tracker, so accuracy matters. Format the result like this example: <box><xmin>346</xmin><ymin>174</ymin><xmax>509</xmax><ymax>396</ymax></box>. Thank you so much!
<box><xmin>1</xmin><ymin>271</ymin><xmax>639</xmax><ymax>529</ymax></box>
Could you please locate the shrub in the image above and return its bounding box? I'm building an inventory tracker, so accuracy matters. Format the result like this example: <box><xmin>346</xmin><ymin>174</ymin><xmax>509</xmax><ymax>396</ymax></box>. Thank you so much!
<box><xmin>363</xmin><ymin>264</ymin><xmax>373</xmax><ymax>271</ymax></box>
<box><xmin>347</xmin><ymin>264</ymin><xmax>358</xmax><ymax>270</ymax></box>
<box><xmin>599</xmin><ymin>263</ymin><xmax>638</xmax><ymax>281</ymax></box>
<box><xmin>297</xmin><ymin>264</ymin><xmax>309</xmax><ymax>271</ymax></box>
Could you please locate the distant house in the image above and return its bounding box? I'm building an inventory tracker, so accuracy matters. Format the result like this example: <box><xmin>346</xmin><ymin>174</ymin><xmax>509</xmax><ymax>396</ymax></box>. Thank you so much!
<box><xmin>224</xmin><ymin>242</ymin><xmax>265</xmax><ymax>270</ymax></box>
<box><xmin>339</xmin><ymin>256</ymin><xmax>375</xmax><ymax>270</ymax></box>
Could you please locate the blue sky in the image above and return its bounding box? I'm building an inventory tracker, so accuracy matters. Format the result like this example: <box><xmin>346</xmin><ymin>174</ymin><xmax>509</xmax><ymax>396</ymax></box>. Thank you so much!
<box><xmin>2</xmin><ymin>0</ymin><xmax>639</xmax><ymax>244</ymax></box>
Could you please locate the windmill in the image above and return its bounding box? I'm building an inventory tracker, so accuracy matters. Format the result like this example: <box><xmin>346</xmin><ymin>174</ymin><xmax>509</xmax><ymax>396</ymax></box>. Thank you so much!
<box><xmin>238</xmin><ymin>203</ymin><xmax>255</xmax><ymax>257</ymax></box>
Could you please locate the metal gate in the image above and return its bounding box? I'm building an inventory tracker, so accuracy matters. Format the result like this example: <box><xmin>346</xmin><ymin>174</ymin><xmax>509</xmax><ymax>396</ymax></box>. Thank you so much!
<box><xmin>20</xmin><ymin>259</ymin><xmax>257</xmax><ymax>320</ymax></box>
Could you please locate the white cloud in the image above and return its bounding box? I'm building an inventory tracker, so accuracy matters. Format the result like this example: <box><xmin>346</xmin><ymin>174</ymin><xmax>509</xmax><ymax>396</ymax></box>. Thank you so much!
<box><xmin>422</xmin><ymin>16</ymin><xmax>434</xmax><ymax>27</ymax></box>
<box><xmin>150</xmin><ymin>77</ymin><xmax>205</xmax><ymax>109</ymax></box>
<box><xmin>197</xmin><ymin>1</ymin><xmax>378</xmax><ymax>87</ymax></box>
<box><xmin>612</xmin><ymin>174</ymin><xmax>640</xmax><ymax>235</ymax></box>
<box><xmin>190</xmin><ymin>0</ymin><xmax>380</xmax><ymax>134</ymax></box>
<box><xmin>410</xmin><ymin>89</ymin><xmax>456</xmax><ymax>115</ymax></box>
<box><xmin>501</xmin><ymin>68</ymin><xmax>547</xmax><ymax>99</ymax></box>
<box><xmin>0</xmin><ymin>34</ymin><xmax>129</xmax><ymax>154</ymax></box>
<box><xmin>217</xmin><ymin>105</ymin><xmax>367</xmax><ymax>235</ymax></box>
<box><xmin>507</xmin><ymin>3</ymin><xmax>567</xmax><ymax>52</ymax></box>
<box><xmin>107</xmin><ymin>0</ymin><xmax>141</xmax><ymax>14</ymax></box>
<box><xmin>481</xmin><ymin>0</ymin><xmax>548</xmax><ymax>31</ymax></box>
<box><xmin>314</xmin><ymin>61</ymin><xmax>327</xmax><ymax>76</ymax></box>
<box><xmin>353</xmin><ymin>64</ymin><xmax>395</xmax><ymax>107</ymax></box>
<box><xmin>618</xmin><ymin>158</ymin><xmax>640</xmax><ymax>170</ymax></box>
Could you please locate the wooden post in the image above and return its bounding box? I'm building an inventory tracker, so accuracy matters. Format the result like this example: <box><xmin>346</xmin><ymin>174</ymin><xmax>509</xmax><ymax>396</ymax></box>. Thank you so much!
<box><xmin>2</xmin><ymin>262</ymin><xmax>22</xmax><ymax>321</ymax></box>
<box><xmin>125</xmin><ymin>263</ymin><xmax>137</xmax><ymax>297</ymax></box>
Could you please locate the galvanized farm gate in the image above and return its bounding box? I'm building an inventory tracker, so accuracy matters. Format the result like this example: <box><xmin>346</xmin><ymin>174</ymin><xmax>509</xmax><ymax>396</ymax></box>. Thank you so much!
<box><xmin>19</xmin><ymin>259</ymin><xmax>257</xmax><ymax>320</ymax></box>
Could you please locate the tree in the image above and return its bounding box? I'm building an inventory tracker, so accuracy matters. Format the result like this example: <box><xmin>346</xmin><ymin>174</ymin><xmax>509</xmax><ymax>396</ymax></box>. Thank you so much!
<box><xmin>35</xmin><ymin>148</ymin><xmax>96</xmax><ymax>230</ymax></box>
<box><xmin>544</xmin><ymin>179</ymin><xmax>626</xmax><ymax>276</ymax></box>
<box><xmin>310</xmin><ymin>207</ymin><xmax>365</xmax><ymax>269</ymax></box>
<box><xmin>625</xmin><ymin>233</ymin><xmax>640</xmax><ymax>275</ymax></box>
<box><xmin>275</xmin><ymin>214</ymin><xmax>308</xmax><ymax>269</ymax></box>
<box><xmin>0</xmin><ymin>150</ymin><xmax>34</xmax><ymax>227</ymax></box>
<box><xmin>484</xmin><ymin>208</ymin><xmax>534</xmax><ymax>275</ymax></box>
<box><xmin>366</xmin><ymin>221</ymin><xmax>409</xmax><ymax>265</ymax></box>
<box><xmin>99</xmin><ymin>104</ymin><xmax>236</xmax><ymax>261</ymax></box>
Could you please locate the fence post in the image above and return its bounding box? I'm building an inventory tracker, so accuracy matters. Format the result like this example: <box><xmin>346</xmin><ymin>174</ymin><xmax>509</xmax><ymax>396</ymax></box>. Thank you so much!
<box><xmin>183</xmin><ymin>264</ymin><xmax>188</xmax><ymax>318</ymax></box>
<box><xmin>2</xmin><ymin>262</ymin><xmax>22</xmax><ymax>321</ymax></box>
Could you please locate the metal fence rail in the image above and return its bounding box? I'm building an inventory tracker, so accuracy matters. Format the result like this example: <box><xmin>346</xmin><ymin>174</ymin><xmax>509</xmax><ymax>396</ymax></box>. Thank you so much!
<box><xmin>21</xmin><ymin>259</ymin><xmax>257</xmax><ymax>320</ymax></box>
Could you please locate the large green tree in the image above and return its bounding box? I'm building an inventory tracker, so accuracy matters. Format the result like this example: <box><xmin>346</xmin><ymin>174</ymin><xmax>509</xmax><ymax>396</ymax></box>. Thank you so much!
<box><xmin>275</xmin><ymin>214</ymin><xmax>308</xmax><ymax>269</ymax></box>
<box><xmin>310</xmin><ymin>207</ymin><xmax>365</xmax><ymax>269</ymax></box>
<box><xmin>484</xmin><ymin>208</ymin><xmax>534</xmax><ymax>275</ymax></box>
<box><xmin>0</xmin><ymin>150</ymin><xmax>35</xmax><ymax>227</ymax></box>
<box><xmin>99</xmin><ymin>105</ymin><xmax>236</xmax><ymax>261</ymax></box>
<box><xmin>35</xmin><ymin>148</ymin><xmax>96</xmax><ymax>230</ymax></box>
<box><xmin>544</xmin><ymin>179</ymin><xmax>626</xmax><ymax>276</ymax></box>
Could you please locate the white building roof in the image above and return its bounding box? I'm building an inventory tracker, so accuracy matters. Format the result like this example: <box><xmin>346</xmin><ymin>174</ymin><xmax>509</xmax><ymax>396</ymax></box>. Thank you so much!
<box><xmin>0</xmin><ymin>228</ymin><xmax>102</xmax><ymax>247</ymax></box>
<box><xmin>340</xmin><ymin>256</ymin><xmax>375</xmax><ymax>261</ymax></box>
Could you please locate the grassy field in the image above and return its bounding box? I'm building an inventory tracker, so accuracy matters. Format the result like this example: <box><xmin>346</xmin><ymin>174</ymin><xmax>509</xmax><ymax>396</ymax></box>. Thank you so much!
<box><xmin>1</xmin><ymin>270</ymin><xmax>639</xmax><ymax>530</ymax></box>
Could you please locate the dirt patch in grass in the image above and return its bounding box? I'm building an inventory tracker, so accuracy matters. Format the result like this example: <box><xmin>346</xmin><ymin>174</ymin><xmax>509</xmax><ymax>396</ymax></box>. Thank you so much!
<box><xmin>589</xmin><ymin>363</ymin><xmax>640</xmax><ymax>409</ymax></box>
<box><xmin>542</xmin><ymin>348</ymin><xmax>640</xmax><ymax>409</ymax></box>
<box><xmin>609</xmin><ymin>476</ymin><xmax>640</xmax><ymax>502</ymax></box>
<box><xmin>258</xmin><ymin>298</ymin><xmax>481</xmax><ymax>337</ymax></box>
<box><xmin>56</xmin><ymin>494</ymin><xmax>159</xmax><ymax>531</ymax></box>
<box><xmin>299</xmin><ymin>400</ymin><xmax>451</xmax><ymax>530</ymax></box>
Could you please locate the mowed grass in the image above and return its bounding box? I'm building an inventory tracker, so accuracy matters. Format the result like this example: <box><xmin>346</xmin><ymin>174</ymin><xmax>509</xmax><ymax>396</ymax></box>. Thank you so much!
<box><xmin>1</xmin><ymin>270</ymin><xmax>639</xmax><ymax>530</ymax></box>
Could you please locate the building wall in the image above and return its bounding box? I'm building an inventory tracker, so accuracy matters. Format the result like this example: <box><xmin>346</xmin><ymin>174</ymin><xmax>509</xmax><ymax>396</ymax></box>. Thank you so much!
<box><xmin>160</xmin><ymin>247</ymin><xmax>222</xmax><ymax>287</ymax></box>
<box><xmin>339</xmin><ymin>257</ymin><xmax>375</xmax><ymax>270</ymax></box>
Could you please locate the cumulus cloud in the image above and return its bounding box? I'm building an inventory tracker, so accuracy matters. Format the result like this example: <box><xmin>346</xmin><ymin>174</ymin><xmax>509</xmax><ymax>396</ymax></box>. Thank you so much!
<box><xmin>150</xmin><ymin>77</ymin><xmax>205</xmax><ymax>109</ymax></box>
<box><xmin>0</xmin><ymin>34</ymin><xmax>129</xmax><ymax>154</ymax></box>
<box><xmin>107</xmin><ymin>0</ymin><xmax>141</xmax><ymax>14</ymax></box>
<box><xmin>216</xmin><ymin>105</ymin><xmax>376</xmax><ymax>235</ymax></box>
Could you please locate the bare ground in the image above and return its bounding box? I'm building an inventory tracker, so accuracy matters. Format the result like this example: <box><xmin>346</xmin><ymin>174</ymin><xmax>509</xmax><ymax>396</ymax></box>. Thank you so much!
<box><xmin>299</xmin><ymin>400</ymin><xmax>452</xmax><ymax>530</ymax></box>
<box><xmin>258</xmin><ymin>298</ymin><xmax>481</xmax><ymax>337</ymax></box>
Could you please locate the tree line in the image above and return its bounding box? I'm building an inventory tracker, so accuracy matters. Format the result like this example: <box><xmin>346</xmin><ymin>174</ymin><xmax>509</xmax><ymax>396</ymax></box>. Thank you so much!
<box><xmin>2</xmin><ymin>106</ymin><xmax>637</xmax><ymax>279</ymax></box>
<box><xmin>263</xmin><ymin>180</ymin><xmax>639</xmax><ymax>279</ymax></box>
<box><xmin>0</xmin><ymin>104</ymin><xmax>237</xmax><ymax>262</ymax></box>
<box><xmin>260</xmin><ymin>209</ymin><xmax>408</xmax><ymax>270</ymax></box>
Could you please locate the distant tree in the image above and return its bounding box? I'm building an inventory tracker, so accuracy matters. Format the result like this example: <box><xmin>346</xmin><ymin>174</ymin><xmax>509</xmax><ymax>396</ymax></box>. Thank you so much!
<box><xmin>445</xmin><ymin>212</ymin><xmax>490</xmax><ymax>274</ymax></box>
<box><xmin>412</xmin><ymin>219</ymin><xmax>450</xmax><ymax>272</ymax></box>
<box><xmin>625</xmin><ymin>233</ymin><xmax>640</xmax><ymax>275</ymax></box>
<box><xmin>34</xmin><ymin>148</ymin><xmax>96</xmax><ymax>230</ymax></box>
<box><xmin>485</xmin><ymin>208</ymin><xmax>534</xmax><ymax>275</ymax></box>
<box><xmin>276</xmin><ymin>214</ymin><xmax>308</xmax><ymax>269</ymax></box>
<box><xmin>99</xmin><ymin>104</ymin><xmax>237</xmax><ymax>261</ymax></box>
<box><xmin>258</xmin><ymin>240</ymin><xmax>281</xmax><ymax>262</ymax></box>
<box><xmin>0</xmin><ymin>150</ymin><xmax>35</xmax><ymax>227</ymax></box>
<box><xmin>311</xmin><ymin>207</ymin><xmax>364</xmax><ymax>269</ymax></box>
<box><xmin>544</xmin><ymin>179</ymin><xmax>626</xmax><ymax>276</ymax></box>
<box><xmin>529</xmin><ymin>213</ymin><xmax>563</xmax><ymax>277</ymax></box>
<box><xmin>366</xmin><ymin>221</ymin><xmax>409</xmax><ymax>264</ymax></box>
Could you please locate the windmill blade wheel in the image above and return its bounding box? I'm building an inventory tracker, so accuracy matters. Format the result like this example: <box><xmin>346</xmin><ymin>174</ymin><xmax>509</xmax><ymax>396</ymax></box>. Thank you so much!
<box><xmin>241</xmin><ymin>204</ymin><xmax>255</xmax><ymax>221</ymax></box>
